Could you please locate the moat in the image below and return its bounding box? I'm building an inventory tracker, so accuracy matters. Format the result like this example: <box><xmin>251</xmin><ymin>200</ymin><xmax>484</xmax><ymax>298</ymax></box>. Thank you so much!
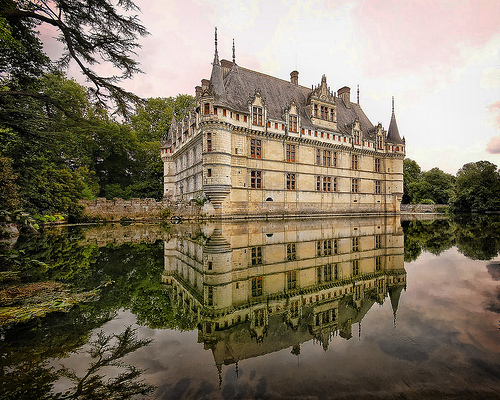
<box><xmin>1</xmin><ymin>215</ymin><xmax>499</xmax><ymax>399</ymax></box>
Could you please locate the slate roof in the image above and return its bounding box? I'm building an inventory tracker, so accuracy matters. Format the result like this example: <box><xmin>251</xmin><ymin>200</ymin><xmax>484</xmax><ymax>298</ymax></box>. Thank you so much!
<box><xmin>386</xmin><ymin>111</ymin><xmax>404</xmax><ymax>144</ymax></box>
<box><xmin>211</xmin><ymin>60</ymin><xmax>378</xmax><ymax>138</ymax></box>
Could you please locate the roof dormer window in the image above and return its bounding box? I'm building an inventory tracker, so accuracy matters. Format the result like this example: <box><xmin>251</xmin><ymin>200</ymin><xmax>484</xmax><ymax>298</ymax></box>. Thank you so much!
<box><xmin>252</xmin><ymin>106</ymin><xmax>263</xmax><ymax>126</ymax></box>
<box><xmin>354</xmin><ymin>130</ymin><xmax>360</xmax><ymax>145</ymax></box>
<box><xmin>289</xmin><ymin>115</ymin><xmax>298</xmax><ymax>132</ymax></box>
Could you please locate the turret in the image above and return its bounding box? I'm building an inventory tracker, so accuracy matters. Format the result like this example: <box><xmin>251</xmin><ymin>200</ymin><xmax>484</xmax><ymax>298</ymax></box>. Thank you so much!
<box><xmin>386</xmin><ymin>97</ymin><xmax>404</xmax><ymax>144</ymax></box>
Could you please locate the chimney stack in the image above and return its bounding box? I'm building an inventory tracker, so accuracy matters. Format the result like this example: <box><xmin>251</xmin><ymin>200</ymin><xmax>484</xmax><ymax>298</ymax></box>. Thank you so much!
<box><xmin>338</xmin><ymin>86</ymin><xmax>350</xmax><ymax>108</ymax></box>
<box><xmin>290</xmin><ymin>70</ymin><xmax>299</xmax><ymax>85</ymax></box>
<box><xmin>195</xmin><ymin>85</ymin><xmax>202</xmax><ymax>99</ymax></box>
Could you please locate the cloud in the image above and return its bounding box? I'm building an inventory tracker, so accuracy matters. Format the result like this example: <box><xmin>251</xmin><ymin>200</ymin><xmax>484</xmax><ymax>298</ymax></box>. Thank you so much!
<box><xmin>486</xmin><ymin>136</ymin><xmax>500</xmax><ymax>155</ymax></box>
<box><xmin>352</xmin><ymin>0</ymin><xmax>500</xmax><ymax>79</ymax></box>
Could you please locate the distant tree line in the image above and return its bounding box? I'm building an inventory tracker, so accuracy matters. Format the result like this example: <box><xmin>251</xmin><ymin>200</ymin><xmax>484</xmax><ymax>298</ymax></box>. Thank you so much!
<box><xmin>403</xmin><ymin>158</ymin><xmax>500</xmax><ymax>213</ymax></box>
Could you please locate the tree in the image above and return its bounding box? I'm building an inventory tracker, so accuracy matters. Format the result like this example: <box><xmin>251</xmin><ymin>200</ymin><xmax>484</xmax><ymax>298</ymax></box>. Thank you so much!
<box><xmin>0</xmin><ymin>156</ymin><xmax>19</xmax><ymax>210</ymax></box>
<box><xmin>129</xmin><ymin>95</ymin><xmax>196</xmax><ymax>142</ymax></box>
<box><xmin>403</xmin><ymin>158</ymin><xmax>421</xmax><ymax>204</ymax></box>
<box><xmin>1</xmin><ymin>0</ymin><xmax>148</xmax><ymax>116</ymax></box>
<box><xmin>450</xmin><ymin>161</ymin><xmax>500</xmax><ymax>213</ymax></box>
<box><xmin>408</xmin><ymin>167</ymin><xmax>455</xmax><ymax>204</ymax></box>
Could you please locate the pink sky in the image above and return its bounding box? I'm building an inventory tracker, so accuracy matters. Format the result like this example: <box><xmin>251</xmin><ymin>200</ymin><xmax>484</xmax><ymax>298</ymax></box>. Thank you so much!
<box><xmin>40</xmin><ymin>0</ymin><xmax>500</xmax><ymax>173</ymax></box>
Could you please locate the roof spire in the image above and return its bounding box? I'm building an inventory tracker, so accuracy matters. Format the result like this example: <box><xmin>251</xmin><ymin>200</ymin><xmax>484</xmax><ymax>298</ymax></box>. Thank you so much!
<box><xmin>232</xmin><ymin>38</ymin><xmax>235</xmax><ymax>64</ymax></box>
<box><xmin>357</xmin><ymin>85</ymin><xmax>360</xmax><ymax>104</ymax></box>
<box><xmin>213</xmin><ymin>27</ymin><xmax>220</xmax><ymax>65</ymax></box>
<box><xmin>387</xmin><ymin>96</ymin><xmax>404</xmax><ymax>144</ymax></box>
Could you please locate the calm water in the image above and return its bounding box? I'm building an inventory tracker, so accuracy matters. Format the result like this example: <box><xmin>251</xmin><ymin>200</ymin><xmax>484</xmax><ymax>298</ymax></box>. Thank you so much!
<box><xmin>1</xmin><ymin>215</ymin><xmax>499</xmax><ymax>399</ymax></box>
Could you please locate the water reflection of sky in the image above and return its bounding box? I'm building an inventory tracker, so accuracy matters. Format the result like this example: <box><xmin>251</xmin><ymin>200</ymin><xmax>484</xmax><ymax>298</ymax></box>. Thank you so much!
<box><xmin>53</xmin><ymin>247</ymin><xmax>499</xmax><ymax>399</ymax></box>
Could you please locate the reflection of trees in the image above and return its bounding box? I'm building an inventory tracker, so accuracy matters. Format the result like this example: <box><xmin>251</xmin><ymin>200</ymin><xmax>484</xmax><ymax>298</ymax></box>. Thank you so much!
<box><xmin>0</xmin><ymin>327</ymin><xmax>153</xmax><ymax>400</ymax></box>
<box><xmin>403</xmin><ymin>215</ymin><xmax>500</xmax><ymax>261</ymax></box>
<box><xmin>1</xmin><ymin>228</ymin><xmax>173</xmax><ymax>399</ymax></box>
<box><xmin>57</xmin><ymin>327</ymin><xmax>154</xmax><ymax>399</ymax></box>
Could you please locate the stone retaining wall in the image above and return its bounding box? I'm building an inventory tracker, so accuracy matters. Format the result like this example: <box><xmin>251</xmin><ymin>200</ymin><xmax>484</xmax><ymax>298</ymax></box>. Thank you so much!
<box><xmin>80</xmin><ymin>198</ymin><xmax>169</xmax><ymax>220</ymax></box>
<box><xmin>400</xmin><ymin>204</ymin><xmax>448</xmax><ymax>213</ymax></box>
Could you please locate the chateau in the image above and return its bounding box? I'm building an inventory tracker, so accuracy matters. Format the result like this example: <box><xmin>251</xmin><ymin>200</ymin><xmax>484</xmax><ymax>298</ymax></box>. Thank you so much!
<box><xmin>162</xmin><ymin>217</ymin><xmax>406</xmax><ymax>379</ymax></box>
<box><xmin>161</xmin><ymin>31</ymin><xmax>405</xmax><ymax>218</ymax></box>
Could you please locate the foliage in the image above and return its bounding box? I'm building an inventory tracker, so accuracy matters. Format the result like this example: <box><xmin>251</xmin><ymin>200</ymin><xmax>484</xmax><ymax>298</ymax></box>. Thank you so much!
<box><xmin>403</xmin><ymin>158</ymin><xmax>421</xmax><ymax>204</ymax></box>
<box><xmin>408</xmin><ymin>167</ymin><xmax>455</xmax><ymax>205</ymax></box>
<box><xmin>130</xmin><ymin>95</ymin><xmax>196</xmax><ymax>142</ymax></box>
<box><xmin>450</xmin><ymin>161</ymin><xmax>500</xmax><ymax>213</ymax></box>
<box><xmin>0</xmin><ymin>156</ymin><xmax>19</xmax><ymax>210</ymax></box>
<box><xmin>56</xmin><ymin>327</ymin><xmax>154</xmax><ymax>399</ymax></box>
<box><xmin>1</xmin><ymin>0</ymin><xmax>148</xmax><ymax>116</ymax></box>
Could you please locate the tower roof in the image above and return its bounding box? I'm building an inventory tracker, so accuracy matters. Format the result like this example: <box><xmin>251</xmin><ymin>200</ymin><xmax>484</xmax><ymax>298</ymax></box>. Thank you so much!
<box><xmin>386</xmin><ymin>97</ymin><xmax>404</xmax><ymax>144</ymax></box>
<box><xmin>210</xmin><ymin>28</ymin><xmax>226</xmax><ymax>100</ymax></box>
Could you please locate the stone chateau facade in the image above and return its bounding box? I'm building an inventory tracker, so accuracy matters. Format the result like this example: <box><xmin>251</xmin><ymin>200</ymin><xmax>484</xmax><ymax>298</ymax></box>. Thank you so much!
<box><xmin>161</xmin><ymin>30</ymin><xmax>405</xmax><ymax>217</ymax></box>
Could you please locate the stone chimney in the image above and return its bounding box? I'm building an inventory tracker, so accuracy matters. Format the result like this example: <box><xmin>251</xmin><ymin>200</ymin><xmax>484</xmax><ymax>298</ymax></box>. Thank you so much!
<box><xmin>195</xmin><ymin>85</ymin><xmax>202</xmax><ymax>99</ymax></box>
<box><xmin>201</xmin><ymin>79</ymin><xmax>210</xmax><ymax>92</ymax></box>
<box><xmin>221</xmin><ymin>59</ymin><xmax>232</xmax><ymax>76</ymax></box>
<box><xmin>290</xmin><ymin>70</ymin><xmax>299</xmax><ymax>85</ymax></box>
<box><xmin>338</xmin><ymin>86</ymin><xmax>350</xmax><ymax>108</ymax></box>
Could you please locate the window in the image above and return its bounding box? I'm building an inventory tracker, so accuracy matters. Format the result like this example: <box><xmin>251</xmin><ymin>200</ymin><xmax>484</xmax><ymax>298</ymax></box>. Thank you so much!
<box><xmin>377</xmin><ymin>135</ymin><xmax>383</xmax><ymax>149</ymax></box>
<box><xmin>375</xmin><ymin>158</ymin><xmax>381</xmax><ymax>173</ymax></box>
<box><xmin>323</xmin><ymin>150</ymin><xmax>331</xmax><ymax>166</ymax></box>
<box><xmin>236</xmin><ymin>113</ymin><xmax>240</xmax><ymax>121</ymax></box>
<box><xmin>223</xmin><ymin>109</ymin><xmax>227</xmax><ymax>116</ymax></box>
<box><xmin>251</xmin><ymin>170</ymin><xmax>262</xmax><ymax>188</ymax></box>
<box><xmin>333</xmin><ymin>239</ymin><xmax>338</xmax><ymax>255</ymax></box>
<box><xmin>351</xmin><ymin>178</ymin><xmax>359</xmax><ymax>193</ymax></box>
<box><xmin>254</xmin><ymin>309</ymin><xmax>265</xmax><ymax>327</ymax></box>
<box><xmin>289</xmin><ymin>115</ymin><xmax>298</xmax><ymax>132</ymax></box>
<box><xmin>250</xmin><ymin>139</ymin><xmax>261</xmax><ymax>159</ymax></box>
<box><xmin>207</xmin><ymin>168</ymin><xmax>212</xmax><ymax>177</ymax></box>
<box><xmin>207</xmin><ymin>286</ymin><xmax>213</xmax><ymax>306</ymax></box>
<box><xmin>252</xmin><ymin>276</ymin><xmax>263</xmax><ymax>297</ymax></box>
<box><xmin>286</xmin><ymin>144</ymin><xmax>296</xmax><ymax>163</ymax></box>
<box><xmin>351</xmin><ymin>154</ymin><xmax>359</xmax><ymax>170</ymax></box>
<box><xmin>332</xmin><ymin>152</ymin><xmax>337</xmax><ymax>167</ymax></box>
<box><xmin>206</xmin><ymin>133</ymin><xmax>212</xmax><ymax>152</ymax></box>
<box><xmin>354</xmin><ymin>130</ymin><xmax>360</xmax><ymax>145</ymax></box>
<box><xmin>323</xmin><ymin>176</ymin><xmax>328</xmax><ymax>192</ymax></box>
<box><xmin>375</xmin><ymin>235</ymin><xmax>382</xmax><ymax>249</ymax></box>
<box><xmin>334</xmin><ymin>263</ymin><xmax>339</xmax><ymax>280</ymax></box>
<box><xmin>208</xmin><ymin>261</ymin><xmax>213</xmax><ymax>270</ymax></box>
<box><xmin>352</xmin><ymin>237</ymin><xmax>359</xmax><ymax>252</ymax></box>
<box><xmin>375</xmin><ymin>180</ymin><xmax>381</xmax><ymax>194</ymax></box>
<box><xmin>204</xmin><ymin>103</ymin><xmax>210</xmax><ymax>115</ymax></box>
<box><xmin>326</xmin><ymin>176</ymin><xmax>332</xmax><ymax>192</ymax></box>
<box><xmin>275</xmin><ymin>122</ymin><xmax>278</xmax><ymax>129</ymax></box>
<box><xmin>333</xmin><ymin>177</ymin><xmax>338</xmax><ymax>192</ymax></box>
<box><xmin>286</xmin><ymin>270</ymin><xmax>297</xmax><ymax>290</ymax></box>
<box><xmin>316</xmin><ymin>176</ymin><xmax>321</xmax><ymax>191</ymax></box>
<box><xmin>252</xmin><ymin>106</ymin><xmax>263</xmax><ymax>126</ymax></box>
<box><xmin>244</xmin><ymin>115</ymin><xmax>247</xmax><ymax>122</ymax></box>
<box><xmin>330</xmin><ymin>108</ymin><xmax>335</xmax><ymax>121</ymax></box>
<box><xmin>352</xmin><ymin>259</ymin><xmax>360</xmax><ymax>276</ymax></box>
<box><xmin>286</xmin><ymin>243</ymin><xmax>296</xmax><ymax>261</ymax></box>
<box><xmin>314</xmin><ymin>104</ymin><xmax>318</xmax><ymax>117</ymax></box>
<box><xmin>251</xmin><ymin>246</ymin><xmax>262</xmax><ymax>265</ymax></box>
<box><xmin>290</xmin><ymin>300</ymin><xmax>299</xmax><ymax>318</ymax></box>
<box><xmin>324</xmin><ymin>264</ymin><xmax>332</xmax><ymax>282</ymax></box>
<box><xmin>214</xmin><ymin>107</ymin><xmax>217</xmax><ymax>114</ymax></box>
<box><xmin>316</xmin><ymin>149</ymin><xmax>321</xmax><ymax>165</ymax></box>
<box><xmin>375</xmin><ymin>256</ymin><xmax>382</xmax><ymax>271</ymax></box>
<box><xmin>286</xmin><ymin>173</ymin><xmax>296</xmax><ymax>190</ymax></box>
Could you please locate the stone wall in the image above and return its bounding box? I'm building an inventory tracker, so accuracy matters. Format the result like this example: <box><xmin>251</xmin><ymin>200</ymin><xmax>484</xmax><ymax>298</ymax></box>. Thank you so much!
<box><xmin>400</xmin><ymin>204</ymin><xmax>448</xmax><ymax>213</ymax></box>
<box><xmin>80</xmin><ymin>198</ymin><xmax>169</xmax><ymax>220</ymax></box>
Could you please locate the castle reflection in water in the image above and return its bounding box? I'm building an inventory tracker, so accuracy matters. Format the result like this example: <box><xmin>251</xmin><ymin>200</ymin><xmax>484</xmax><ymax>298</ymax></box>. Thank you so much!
<box><xmin>162</xmin><ymin>216</ymin><xmax>406</xmax><ymax>376</ymax></box>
